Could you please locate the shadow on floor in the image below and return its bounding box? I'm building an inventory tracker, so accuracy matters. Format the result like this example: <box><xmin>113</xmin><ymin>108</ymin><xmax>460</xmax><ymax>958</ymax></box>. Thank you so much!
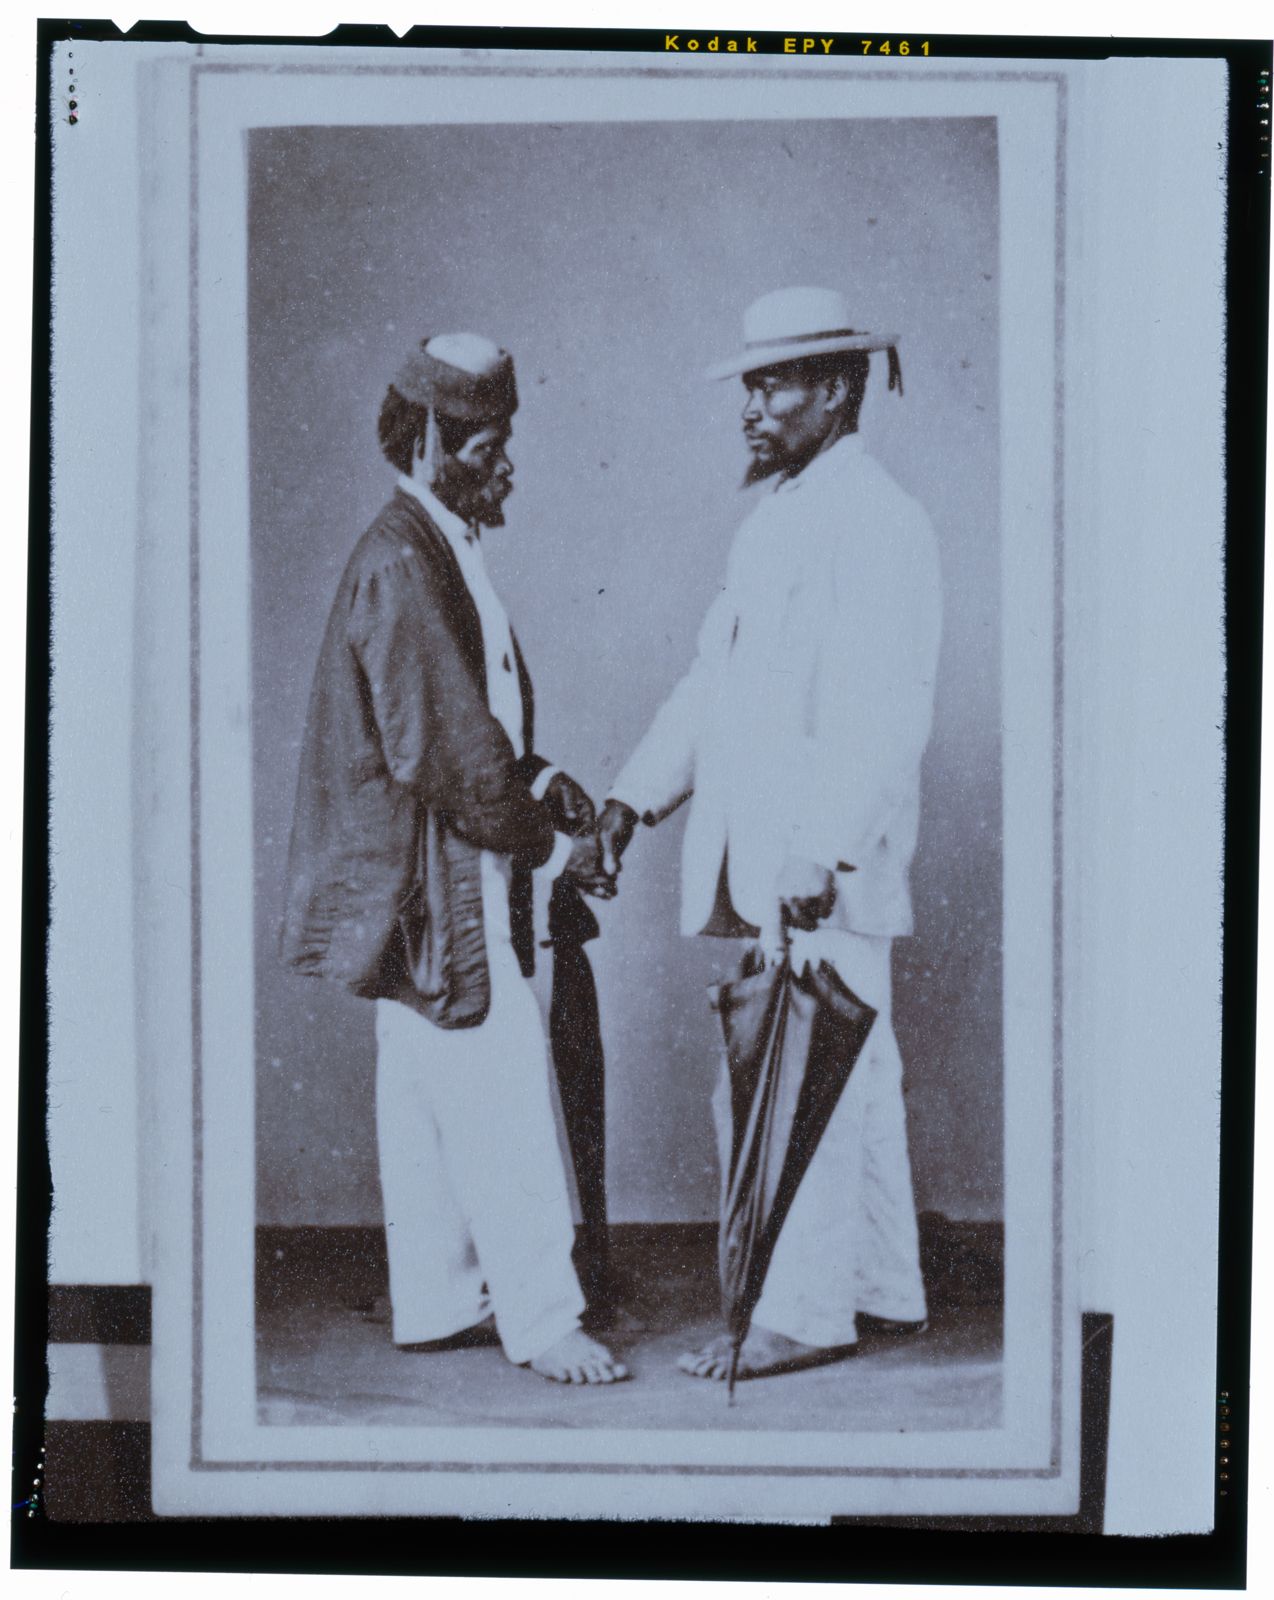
<box><xmin>257</xmin><ymin>1223</ymin><xmax>1002</xmax><ymax>1433</ymax></box>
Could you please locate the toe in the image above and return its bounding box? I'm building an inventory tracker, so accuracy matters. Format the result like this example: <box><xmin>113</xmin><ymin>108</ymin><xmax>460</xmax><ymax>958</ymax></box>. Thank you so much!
<box><xmin>679</xmin><ymin>1345</ymin><xmax>719</xmax><ymax>1375</ymax></box>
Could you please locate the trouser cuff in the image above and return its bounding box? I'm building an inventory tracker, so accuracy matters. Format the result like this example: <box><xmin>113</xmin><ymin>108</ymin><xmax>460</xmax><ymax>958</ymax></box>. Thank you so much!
<box><xmin>751</xmin><ymin>1310</ymin><xmax>861</xmax><ymax>1350</ymax></box>
<box><xmin>500</xmin><ymin>1293</ymin><xmax>586</xmax><ymax>1366</ymax></box>
<box><xmin>392</xmin><ymin>1291</ymin><xmax>493</xmax><ymax>1347</ymax></box>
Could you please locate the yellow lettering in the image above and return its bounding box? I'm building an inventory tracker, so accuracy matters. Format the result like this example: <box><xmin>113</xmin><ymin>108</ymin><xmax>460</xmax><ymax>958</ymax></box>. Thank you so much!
<box><xmin>727</xmin><ymin>39</ymin><xmax>737</xmax><ymax>51</ymax></box>
<box><xmin>803</xmin><ymin>37</ymin><xmax>815</xmax><ymax>52</ymax></box>
<box><xmin>708</xmin><ymin>35</ymin><xmax>718</xmax><ymax>51</ymax></box>
<box><xmin>746</xmin><ymin>37</ymin><xmax>757</xmax><ymax>51</ymax></box>
<box><xmin>687</xmin><ymin>37</ymin><xmax>699</xmax><ymax>50</ymax></box>
<box><xmin>664</xmin><ymin>33</ymin><xmax>678</xmax><ymax>49</ymax></box>
<box><xmin>821</xmin><ymin>37</ymin><xmax>835</xmax><ymax>53</ymax></box>
<box><xmin>784</xmin><ymin>37</ymin><xmax>796</xmax><ymax>52</ymax></box>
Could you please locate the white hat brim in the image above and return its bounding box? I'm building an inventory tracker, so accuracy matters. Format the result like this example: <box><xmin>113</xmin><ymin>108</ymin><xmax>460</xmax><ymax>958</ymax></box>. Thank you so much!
<box><xmin>706</xmin><ymin>331</ymin><xmax>899</xmax><ymax>382</ymax></box>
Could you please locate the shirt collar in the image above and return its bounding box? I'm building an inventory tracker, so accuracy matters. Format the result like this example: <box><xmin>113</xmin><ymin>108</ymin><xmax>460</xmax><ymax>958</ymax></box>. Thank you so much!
<box><xmin>398</xmin><ymin>472</ymin><xmax>477</xmax><ymax>552</ymax></box>
<box><xmin>772</xmin><ymin>430</ymin><xmax>865</xmax><ymax>495</ymax></box>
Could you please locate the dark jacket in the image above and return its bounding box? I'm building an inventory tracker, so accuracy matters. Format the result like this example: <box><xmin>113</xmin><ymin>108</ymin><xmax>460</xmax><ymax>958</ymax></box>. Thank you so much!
<box><xmin>280</xmin><ymin>487</ymin><xmax>557</xmax><ymax>1028</ymax></box>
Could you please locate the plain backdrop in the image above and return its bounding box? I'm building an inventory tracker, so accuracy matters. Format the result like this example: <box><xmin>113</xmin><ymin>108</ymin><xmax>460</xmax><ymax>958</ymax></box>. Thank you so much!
<box><xmin>248</xmin><ymin>115</ymin><xmax>1002</xmax><ymax>1226</ymax></box>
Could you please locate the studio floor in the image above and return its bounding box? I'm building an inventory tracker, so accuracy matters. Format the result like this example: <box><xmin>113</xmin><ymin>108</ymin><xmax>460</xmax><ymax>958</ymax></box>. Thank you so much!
<box><xmin>256</xmin><ymin>1226</ymin><xmax>1003</xmax><ymax>1433</ymax></box>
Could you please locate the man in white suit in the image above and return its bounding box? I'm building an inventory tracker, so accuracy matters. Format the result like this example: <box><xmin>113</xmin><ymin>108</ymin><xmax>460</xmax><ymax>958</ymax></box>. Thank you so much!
<box><xmin>598</xmin><ymin>287</ymin><xmax>942</xmax><ymax>1381</ymax></box>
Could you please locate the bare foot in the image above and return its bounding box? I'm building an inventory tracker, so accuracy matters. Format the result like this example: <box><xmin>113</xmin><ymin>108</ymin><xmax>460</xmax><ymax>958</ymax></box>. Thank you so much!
<box><xmin>527</xmin><ymin>1327</ymin><xmax>631</xmax><ymax>1385</ymax></box>
<box><xmin>677</xmin><ymin>1327</ymin><xmax>854</xmax><ymax>1381</ymax></box>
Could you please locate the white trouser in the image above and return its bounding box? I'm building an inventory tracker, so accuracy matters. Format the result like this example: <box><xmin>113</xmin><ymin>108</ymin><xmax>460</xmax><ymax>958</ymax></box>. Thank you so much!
<box><xmin>374</xmin><ymin>870</ymin><xmax>584</xmax><ymax>1365</ymax></box>
<box><xmin>713</xmin><ymin>928</ymin><xmax>928</xmax><ymax>1349</ymax></box>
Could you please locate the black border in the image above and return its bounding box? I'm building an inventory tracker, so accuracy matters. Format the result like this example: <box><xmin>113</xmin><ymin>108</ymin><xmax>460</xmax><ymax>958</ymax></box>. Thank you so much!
<box><xmin>13</xmin><ymin>17</ymin><xmax>1274</xmax><ymax>57</ymax></box>
<box><xmin>15</xmin><ymin>17</ymin><xmax>1268</xmax><ymax>1589</ymax></box>
<box><xmin>14</xmin><ymin>6</ymin><xmax>56</xmax><ymax>1556</ymax></box>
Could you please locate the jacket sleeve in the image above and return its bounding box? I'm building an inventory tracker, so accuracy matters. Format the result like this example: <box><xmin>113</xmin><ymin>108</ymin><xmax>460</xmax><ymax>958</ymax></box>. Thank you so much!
<box><xmin>608</xmin><ymin>583</ymin><xmax>737</xmax><ymax>824</ymax></box>
<box><xmin>791</xmin><ymin>507</ymin><xmax>942</xmax><ymax>873</ymax></box>
<box><xmin>348</xmin><ymin>556</ymin><xmax>555</xmax><ymax>869</ymax></box>
<box><xmin>518</xmin><ymin>753</ymin><xmax>552</xmax><ymax>791</ymax></box>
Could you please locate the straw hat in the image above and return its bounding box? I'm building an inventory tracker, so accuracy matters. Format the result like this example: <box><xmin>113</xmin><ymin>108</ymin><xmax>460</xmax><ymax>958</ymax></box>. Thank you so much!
<box><xmin>706</xmin><ymin>287</ymin><xmax>900</xmax><ymax>384</ymax></box>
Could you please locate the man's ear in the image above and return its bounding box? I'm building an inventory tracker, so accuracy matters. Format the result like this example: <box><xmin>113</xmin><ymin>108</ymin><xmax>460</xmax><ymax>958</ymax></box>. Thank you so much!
<box><xmin>822</xmin><ymin>372</ymin><xmax>852</xmax><ymax>414</ymax></box>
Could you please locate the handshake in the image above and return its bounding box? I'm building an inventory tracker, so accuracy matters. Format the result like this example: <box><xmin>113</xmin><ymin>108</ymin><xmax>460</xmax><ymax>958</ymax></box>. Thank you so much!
<box><xmin>542</xmin><ymin>773</ymin><xmax>640</xmax><ymax>902</ymax></box>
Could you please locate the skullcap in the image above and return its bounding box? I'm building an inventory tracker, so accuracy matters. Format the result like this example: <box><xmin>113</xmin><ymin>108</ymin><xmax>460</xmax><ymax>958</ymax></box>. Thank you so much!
<box><xmin>392</xmin><ymin>332</ymin><xmax>518</xmax><ymax>421</ymax></box>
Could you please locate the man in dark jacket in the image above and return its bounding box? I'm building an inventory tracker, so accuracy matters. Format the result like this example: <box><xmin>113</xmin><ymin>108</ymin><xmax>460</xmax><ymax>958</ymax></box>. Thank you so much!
<box><xmin>281</xmin><ymin>332</ymin><xmax>627</xmax><ymax>1385</ymax></box>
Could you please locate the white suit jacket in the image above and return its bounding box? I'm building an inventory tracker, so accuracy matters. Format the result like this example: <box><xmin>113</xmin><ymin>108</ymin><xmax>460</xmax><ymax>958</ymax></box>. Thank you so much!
<box><xmin>612</xmin><ymin>433</ymin><xmax>941</xmax><ymax>939</ymax></box>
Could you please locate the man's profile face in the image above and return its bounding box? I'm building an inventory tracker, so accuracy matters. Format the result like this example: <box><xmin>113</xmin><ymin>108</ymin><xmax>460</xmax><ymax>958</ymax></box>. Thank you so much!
<box><xmin>740</xmin><ymin>367</ymin><xmax>836</xmax><ymax>484</ymax></box>
<box><xmin>436</xmin><ymin>420</ymin><xmax>514</xmax><ymax>527</ymax></box>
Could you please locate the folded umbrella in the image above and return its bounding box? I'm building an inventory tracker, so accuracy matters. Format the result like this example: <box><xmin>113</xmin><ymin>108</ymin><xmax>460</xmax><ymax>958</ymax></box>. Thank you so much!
<box><xmin>711</xmin><ymin>935</ymin><xmax>878</xmax><ymax>1399</ymax></box>
<box><xmin>546</xmin><ymin>878</ymin><xmax>614</xmax><ymax>1324</ymax></box>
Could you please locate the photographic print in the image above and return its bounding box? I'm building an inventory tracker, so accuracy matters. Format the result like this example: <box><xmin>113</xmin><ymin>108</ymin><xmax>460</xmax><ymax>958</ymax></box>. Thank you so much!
<box><xmin>28</xmin><ymin>25</ymin><xmax>1261</xmax><ymax>1552</ymax></box>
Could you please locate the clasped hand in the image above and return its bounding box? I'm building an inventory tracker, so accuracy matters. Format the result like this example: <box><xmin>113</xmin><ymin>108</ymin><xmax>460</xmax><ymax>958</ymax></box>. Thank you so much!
<box><xmin>562</xmin><ymin>829</ymin><xmax>618</xmax><ymax>899</ymax></box>
<box><xmin>545</xmin><ymin>773</ymin><xmax>620</xmax><ymax>900</ymax></box>
<box><xmin>542</xmin><ymin>771</ymin><xmax>596</xmax><ymax>837</ymax></box>
<box><xmin>573</xmin><ymin>798</ymin><xmax>641</xmax><ymax>900</ymax></box>
<box><xmin>774</xmin><ymin>855</ymin><xmax>837</xmax><ymax>931</ymax></box>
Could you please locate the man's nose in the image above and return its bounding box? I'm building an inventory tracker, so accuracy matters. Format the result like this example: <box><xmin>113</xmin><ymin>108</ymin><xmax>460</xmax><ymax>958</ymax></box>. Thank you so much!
<box><xmin>742</xmin><ymin>392</ymin><xmax>763</xmax><ymax>422</ymax></box>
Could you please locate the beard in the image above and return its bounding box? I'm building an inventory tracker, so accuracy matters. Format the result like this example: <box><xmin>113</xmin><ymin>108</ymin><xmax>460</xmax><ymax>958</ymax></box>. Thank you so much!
<box><xmin>432</xmin><ymin>455</ymin><xmax>509</xmax><ymax>528</ymax></box>
<box><xmin>742</xmin><ymin>445</ymin><xmax>785</xmax><ymax>488</ymax></box>
<box><xmin>741</xmin><ymin>425</ymin><xmax>846</xmax><ymax>488</ymax></box>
